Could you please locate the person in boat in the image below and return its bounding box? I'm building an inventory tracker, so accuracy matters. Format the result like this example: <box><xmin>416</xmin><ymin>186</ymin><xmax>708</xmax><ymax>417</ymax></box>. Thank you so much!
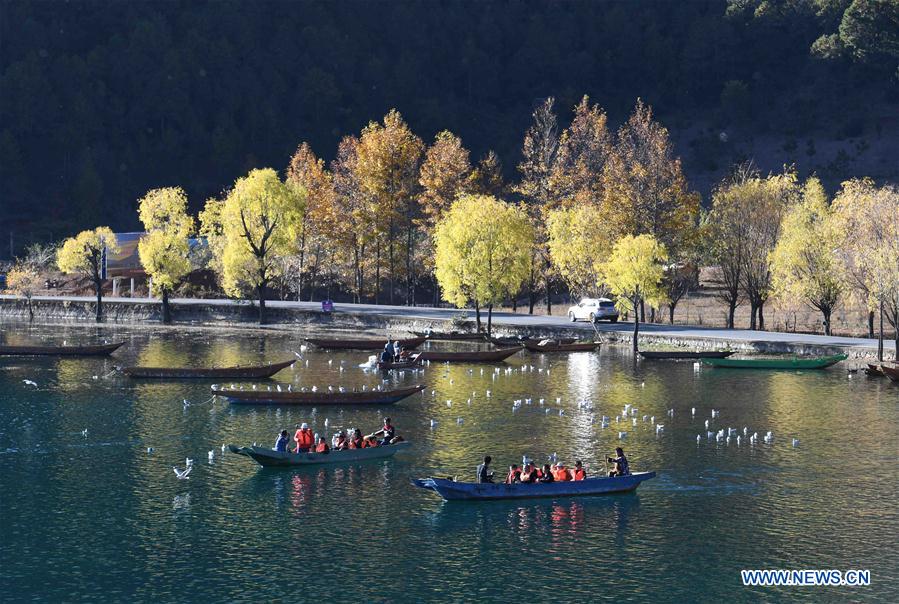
<box><xmin>476</xmin><ymin>455</ymin><xmax>494</xmax><ymax>483</ymax></box>
<box><xmin>553</xmin><ymin>462</ymin><xmax>572</xmax><ymax>481</ymax></box>
<box><xmin>573</xmin><ymin>460</ymin><xmax>586</xmax><ymax>481</ymax></box>
<box><xmin>520</xmin><ymin>461</ymin><xmax>539</xmax><ymax>483</ymax></box>
<box><xmin>334</xmin><ymin>430</ymin><xmax>349</xmax><ymax>451</ymax></box>
<box><xmin>381</xmin><ymin>341</ymin><xmax>395</xmax><ymax>364</ymax></box>
<box><xmin>397</xmin><ymin>346</ymin><xmax>412</xmax><ymax>361</ymax></box>
<box><xmin>607</xmin><ymin>447</ymin><xmax>630</xmax><ymax>477</ymax></box>
<box><xmin>539</xmin><ymin>464</ymin><xmax>555</xmax><ymax>483</ymax></box>
<box><xmin>506</xmin><ymin>464</ymin><xmax>522</xmax><ymax>484</ymax></box>
<box><xmin>393</xmin><ymin>340</ymin><xmax>402</xmax><ymax>358</ymax></box>
<box><xmin>294</xmin><ymin>422</ymin><xmax>314</xmax><ymax>453</ymax></box>
<box><xmin>314</xmin><ymin>433</ymin><xmax>330</xmax><ymax>454</ymax></box>
<box><xmin>371</xmin><ymin>417</ymin><xmax>396</xmax><ymax>445</ymax></box>
<box><xmin>349</xmin><ymin>428</ymin><xmax>364</xmax><ymax>449</ymax></box>
<box><xmin>275</xmin><ymin>429</ymin><xmax>290</xmax><ymax>452</ymax></box>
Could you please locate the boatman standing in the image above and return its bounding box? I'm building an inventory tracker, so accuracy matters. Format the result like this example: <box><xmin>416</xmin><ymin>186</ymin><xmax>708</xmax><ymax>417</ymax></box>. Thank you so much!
<box><xmin>476</xmin><ymin>455</ymin><xmax>494</xmax><ymax>483</ymax></box>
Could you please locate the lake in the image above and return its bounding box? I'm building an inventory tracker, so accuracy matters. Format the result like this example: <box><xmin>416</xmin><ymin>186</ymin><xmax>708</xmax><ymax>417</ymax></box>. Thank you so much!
<box><xmin>1</xmin><ymin>323</ymin><xmax>896</xmax><ymax>603</ymax></box>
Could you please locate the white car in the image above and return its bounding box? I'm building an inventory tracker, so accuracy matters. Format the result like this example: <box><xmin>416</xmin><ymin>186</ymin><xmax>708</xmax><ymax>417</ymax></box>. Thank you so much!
<box><xmin>567</xmin><ymin>297</ymin><xmax>619</xmax><ymax>323</ymax></box>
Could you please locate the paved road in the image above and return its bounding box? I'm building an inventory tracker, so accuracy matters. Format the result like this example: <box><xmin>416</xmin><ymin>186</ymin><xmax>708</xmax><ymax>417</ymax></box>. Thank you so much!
<box><xmin>2</xmin><ymin>294</ymin><xmax>888</xmax><ymax>354</ymax></box>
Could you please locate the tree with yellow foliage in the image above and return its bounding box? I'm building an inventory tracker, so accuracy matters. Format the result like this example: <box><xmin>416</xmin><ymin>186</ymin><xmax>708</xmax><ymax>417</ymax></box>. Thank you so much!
<box><xmin>468</xmin><ymin>150</ymin><xmax>505</xmax><ymax>198</ymax></box>
<box><xmin>546</xmin><ymin>204</ymin><xmax>614</xmax><ymax>297</ymax></box>
<box><xmin>769</xmin><ymin>178</ymin><xmax>843</xmax><ymax>336</ymax></box>
<box><xmin>137</xmin><ymin>187</ymin><xmax>195</xmax><ymax>323</ymax></box>
<box><xmin>419</xmin><ymin>130</ymin><xmax>472</xmax><ymax>227</ymax></box>
<box><xmin>549</xmin><ymin>95</ymin><xmax>612</xmax><ymax>207</ymax></box>
<box><xmin>5</xmin><ymin>263</ymin><xmax>43</xmax><ymax>321</ymax></box>
<box><xmin>434</xmin><ymin>195</ymin><xmax>534</xmax><ymax>334</ymax></box>
<box><xmin>600</xmin><ymin>99</ymin><xmax>699</xmax><ymax>322</ymax></box>
<box><xmin>287</xmin><ymin>142</ymin><xmax>335</xmax><ymax>300</ymax></box>
<box><xmin>57</xmin><ymin>227</ymin><xmax>119</xmax><ymax>322</ymax></box>
<box><xmin>831</xmin><ymin>178</ymin><xmax>899</xmax><ymax>358</ymax></box>
<box><xmin>353</xmin><ymin>109</ymin><xmax>424</xmax><ymax>304</ymax></box>
<box><xmin>599</xmin><ymin>234</ymin><xmax>668</xmax><ymax>352</ymax></box>
<box><xmin>199</xmin><ymin>168</ymin><xmax>302</xmax><ymax>324</ymax></box>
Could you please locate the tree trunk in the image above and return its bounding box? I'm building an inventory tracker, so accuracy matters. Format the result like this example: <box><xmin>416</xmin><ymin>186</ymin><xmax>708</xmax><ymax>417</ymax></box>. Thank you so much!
<box><xmin>758</xmin><ymin>302</ymin><xmax>765</xmax><ymax>330</ymax></box>
<box><xmin>375</xmin><ymin>244</ymin><xmax>381</xmax><ymax>305</ymax></box>
<box><xmin>877</xmin><ymin>299</ymin><xmax>883</xmax><ymax>362</ymax></box>
<box><xmin>27</xmin><ymin>299</ymin><xmax>34</xmax><ymax>322</ymax></box>
<box><xmin>821</xmin><ymin>307</ymin><xmax>832</xmax><ymax>336</ymax></box>
<box><xmin>528</xmin><ymin>286</ymin><xmax>536</xmax><ymax>314</ymax></box>
<box><xmin>487</xmin><ymin>304</ymin><xmax>493</xmax><ymax>336</ymax></box>
<box><xmin>668</xmin><ymin>303</ymin><xmax>675</xmax><ymax>324</ymax></box>
<box><xmin>475</xmin><ymin>302</ymin><xmax>482</xmax><ymax>332</ymax></box>
<box><xmin>868</xmin><ymin>310</ymin><xmax>875</xmax><ymax>339</ymax></box>
<box><xmin>512</xmin><ymin>297</ymin><xmax>517</xmax><ymax>312</ymax></box>
<box><xmin>727</xmin><ymin>302</ymin><xmax>736</xmax><ymax>329</ymax></box>
<box><xmin>749</xmin><ymin>302</ymin><xmax>758</xmax><ymax>330</ymax></box>
<box><xmin>640</xmin><ymin>299</ymin><xmax>645</xmax><ymax>323</ymax></box>
<box><xmin>258</xmin><ymin>283</ymin><xmax>267</xmax><ymax>324</ymax></box>
<box><xmin>632</xmin><ymin>296</ymin><xmax>640</xmax><ymax>354</ymax></box>
<box><xmin>545</xmin><ymin>275</ymin><xmax>551</xmax><ymax>315</ymax></box>
<box><xmin>95</xmin><ymin>278</ymin><xmax>103</xmax><ymax>323</ymax></box>
<box><xmin>161</xmin><ymin>288</ymin><xmax>171</xmax><ymax>324</ymax></box>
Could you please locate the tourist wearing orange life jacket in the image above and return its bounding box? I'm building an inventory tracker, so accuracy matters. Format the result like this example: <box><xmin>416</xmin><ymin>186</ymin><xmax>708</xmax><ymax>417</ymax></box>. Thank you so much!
<box><xmin>573</xmin><ymin>460</ymin><xmax>586</xmax><ymax>481</ymax></box>
<box><xmin>520</xmin><ymin>462</ymin><xmax>538</xmax><ymax>483</ymax></box>
<box><xmin>294</xmin><ymin>423</ymin><xmax>314</xmax><ymax>453</ymax></box>
<box><xmin>348</xmin><ymin>428</ymin><xmax>364</xmax><ymax>449</ymax></box>
<box><xmin>314</xmin><ymin>433</ymin><xmax>330</xmax><ymax>454</ymax></box>
<box><xmin>553</xmin><ymin>463</ymin><xmax>572</xmax><ymax>481</ymax></box>
<box><xmin>334</xmin><ymin>431</ymin><xmax>349</xmax><ymax>450</ymax></box>
<box><xmin>506</xmin><ymin>464</ymin><xmax>522</xmax><ymax>484</ymax></box>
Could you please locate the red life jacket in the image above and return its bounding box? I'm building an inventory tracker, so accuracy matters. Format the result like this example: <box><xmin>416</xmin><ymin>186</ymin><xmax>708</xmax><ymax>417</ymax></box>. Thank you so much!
<box><xmin>554</xmin><ymin>467</ymin><xmax>571</xmax><ymax>481</ymax></box>
<box><xmin>349</xmin><ymin>437</ymin><xmax>362</xmax><ymax>449</ymax></box>
<box><xmin>315</xmin><ymin>441</ymin><xmax>329</xmax><ymax>453</ymax></box>
<box><xmin>574</xmin><ymin>468</ymin><xmax>586</xmax><ymax>481</ymax></box>
<box><xmin>295</xmin><ymin>429</ymin><xmax>314</xmax><ymax>450</ymax></box>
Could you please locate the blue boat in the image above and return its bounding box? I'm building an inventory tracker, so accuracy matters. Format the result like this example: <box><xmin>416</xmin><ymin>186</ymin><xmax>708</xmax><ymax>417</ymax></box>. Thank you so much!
<box><xmin>413</xmin><ymin>472</ymin><xmax>656</xmax><ymax>501</ymax></box>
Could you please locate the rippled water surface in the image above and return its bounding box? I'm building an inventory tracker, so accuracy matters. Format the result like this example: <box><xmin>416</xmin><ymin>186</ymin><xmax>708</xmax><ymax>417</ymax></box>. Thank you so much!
<box><xmin>1</xmin><ymin>323</ymin><xmax>897</xmax><ymax>603</ymax></box>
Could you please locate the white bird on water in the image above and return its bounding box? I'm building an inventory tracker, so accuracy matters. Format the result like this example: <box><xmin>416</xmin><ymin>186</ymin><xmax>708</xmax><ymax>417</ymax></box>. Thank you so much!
<box><xmin>277</xmin><ymin>385</ymin><xmax>282</xmax><ymax>392</ymax></box>
<box><xmin>173</xmin><ymin>465</ymin><xmax>192</xmax><ymax>480</ymax></box>
<box><xmin>430</xmin><ymin>419</ymin><xmax>438</xmax><ymax>428</ymax></box>
<box><xmin>696</xmin><ymin>434</ymin><xmax>702</xmax><ymax>444</ymax></box>
<box><xmin>705</xmin><ymin>420</ymin><xmax>710</xmax><ymax>429</ymax></box>
<box><xmin>208</xmin><ymin>450</ymin><xmax>214</xmax><ymax>462</ymax></box>
<box><xmin>81</xmin><ymin>428</ymin><xmax>88</xmax><ymax>437</ymax></box>
<box><xmin>618</xmin><ymin>432</ymin><xmax>628</xmax><ymax>440</ymax></box>
<box><xmin>691</xmin><ymin>407</ymin><xmax>696</xmax><ymax>416</ymax></box>
<box><xmin>22</xmin><ymin>379</ymin><xmax>38</xmax><ymax>388</ymax></box>
<box><xmin>221</xmin><ymin>443</ymin><xmax>226</xmax><ymax>453</ymax></box>
<box><xmin>792</xmin><ymin>438</ymin><xmax>800</xmax><ymax>447</ymax></box>
<box><xmin>456</xmin><ymin>417</ymin><xmax>464</xmax><ymax>425</ymax></box>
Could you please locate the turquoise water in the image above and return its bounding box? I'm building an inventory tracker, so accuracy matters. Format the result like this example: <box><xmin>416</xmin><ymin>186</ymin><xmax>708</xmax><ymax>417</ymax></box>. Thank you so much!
<box><xmin>1</xmin><ymin>323</ymin><xmax>897</xmax><ymax>603</ymax></box>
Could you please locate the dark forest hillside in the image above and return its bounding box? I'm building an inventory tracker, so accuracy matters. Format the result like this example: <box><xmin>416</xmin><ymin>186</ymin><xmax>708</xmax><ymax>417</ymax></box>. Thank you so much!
<box><xmin>1</xmin><ymin>0</ymin><xmax>897</xmax><ymax>256</ymax></box>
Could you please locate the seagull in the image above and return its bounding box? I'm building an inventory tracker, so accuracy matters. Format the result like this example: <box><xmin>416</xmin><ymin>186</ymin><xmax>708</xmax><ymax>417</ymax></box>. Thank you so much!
<box><xmin>446</xmin><ymin>400</ymin><xmax>452</xmax><ymax>408</ymax></box>
<box><xmin>456</xmin><ymin>418</ymin><xmax>464</xmax><ymax>425</ymax></box>
<box><xmin>81</xmin><ymin>429</ymin><xmax>88</xmax><ymax>437</ymax></box>
<box><xmin>792</xmin><ymin>438</ymin><xmax>800</xmax><ymax>447</ymax></box>
<box><xmin>632</xmin><ymin>418</ymin><xmax>637</xmax><ymax>426</ymax></box>
<box><xmin>147</xmin><ymin>447</ymin><xmax>154</xmax><ymax>454</ymax></box>
<box><xmin>221</xmin><ymin>443</ymin><xmax>226</xmax><ymax>453</ymax></box>
<box><xmin>618</xmin><ymin>432</ymin><xmax>628</xmax><ymax>440</ymax></box>
<box><xmin>277</xmin><ymin>385</ymin><xmax>282</xmax><ymax>392</ymax></box>
<box><xmin>430</xmin><ymin>419</ymin><xmax>438</xmax><ymax>428</ymax></box>
<box><xmin>183</xmin><ymin>399</ymin><xmax>191</xmax><ymax>408</ymax></box>
<box><xmin>696</xmin><ymin>434</ymin><xmax>702</xmax><ymax>443</ymax></box>
<box><xmin>22</xmin><ymin>379</ymin><xmax>38</xmax><ymax>388</ymax></box>
<box><xmin>691</xmin><ymin>407</ymin><xmax>696</xmax><ymax>416</ymax></box>
<box><xmin>186</xmin><ymin>458</ymin><xmax>194</xmax><ymax>467</ymax></box>
<box><xmin>655</xmin><ymin>424</ymin><xmax>664</xmax><ymax>433</ymax></box>
<box><xmin>173</xmin><ymin>465</ymin><xmax>192</xmax><ymax>480</ymax></box>
<box><xmin>705</xmin><ymin>420</ymin><xmax>710</xmax><ymax>429</ymax></box>
<box><xmin>208</xmin><ymin>450</ymin><xmax>214</xmax><ymax>461</ymax></box>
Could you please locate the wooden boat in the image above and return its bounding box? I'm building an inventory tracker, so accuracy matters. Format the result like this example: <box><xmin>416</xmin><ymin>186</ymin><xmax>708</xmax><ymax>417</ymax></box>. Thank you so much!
<box><xmin>123</xmin><ymin>358</ymin><xmax>295</xmax><ymax>379</ymax></box>
<box><xmin>639</xmin><ymin>350</ymin><xmax>734</xmax><ymax>360</ymax></box>
<box><xmin>414</xmin><ymin>472</ymin><xmax>656</xmax><ymax>501</ymax></box>
<box><xmin>522</xmin><ymin>341</ymin><xmax>600</xmax><ymax>353</ymax></box>
<box><xmin>865</xmin><ymin>363</ymin><xmax>885</xmax><ymax>377</ymax></box>
<box><xmin>486</xmin><ymin>336</ymin><xmax>577</xmax><ymax>347</ymax></box>
<box><xmin>304</xmin><ymin>336</ymin><xmax>427</xmax><ymax>350</ymax></box>
<box><xmin>211</xmin><ymin>383</ymin><xmax>425</xmax><ymax>405</ymax></box>
<box><xmin>412</xmin><ymin>331</ymin><xmax>485</xmax><ymax>341</ymax></box>
<box><xmin>882</xmin><ymin>364</ymin><xmax>899</xmax><ymax>382</ymax></box>
<box><xmin>701</xmin><ymin>353</ymin><xmax>848</xmax><ymax>370</ymax></box>
<box><xmin>377</xmin><ymin>358</ymin><xmax>422</xmax><ymax>371</ymax></box>
<box><xmin>417</xmin><ymin>347</ymin><xmax>522</xmax><ymax>363</ymax></box>
<box><xmin>229</xmin><ymin>441</ymin><xmax>411</xmax><ymax>467</ymax></box>
<box><xmin>0</xmin><ymin>341</ymin><xmax>124</xmax><ymax>356</ymax></box>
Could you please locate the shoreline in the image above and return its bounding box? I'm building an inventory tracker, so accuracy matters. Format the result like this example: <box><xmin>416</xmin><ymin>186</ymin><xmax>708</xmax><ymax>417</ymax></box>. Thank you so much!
<box><xmin>0</xmin><ymin>294</ymin><xmax>894</xmax><ymax>361</ymax></box>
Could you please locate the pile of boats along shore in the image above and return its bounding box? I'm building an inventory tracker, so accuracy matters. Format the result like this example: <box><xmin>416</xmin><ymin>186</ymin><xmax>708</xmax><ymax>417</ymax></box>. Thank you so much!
<box><xmin>2</xmin><ymin>330</ymin><xmax>891</xmax><ymax>501</ymax></box>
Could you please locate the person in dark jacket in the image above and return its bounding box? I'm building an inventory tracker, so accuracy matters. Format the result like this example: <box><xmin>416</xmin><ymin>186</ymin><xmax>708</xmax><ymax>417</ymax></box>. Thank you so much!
<box><xmin>476</xmin><ymin>455</ymin><xmax>494</xmax><ymax>483</ymax></box>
